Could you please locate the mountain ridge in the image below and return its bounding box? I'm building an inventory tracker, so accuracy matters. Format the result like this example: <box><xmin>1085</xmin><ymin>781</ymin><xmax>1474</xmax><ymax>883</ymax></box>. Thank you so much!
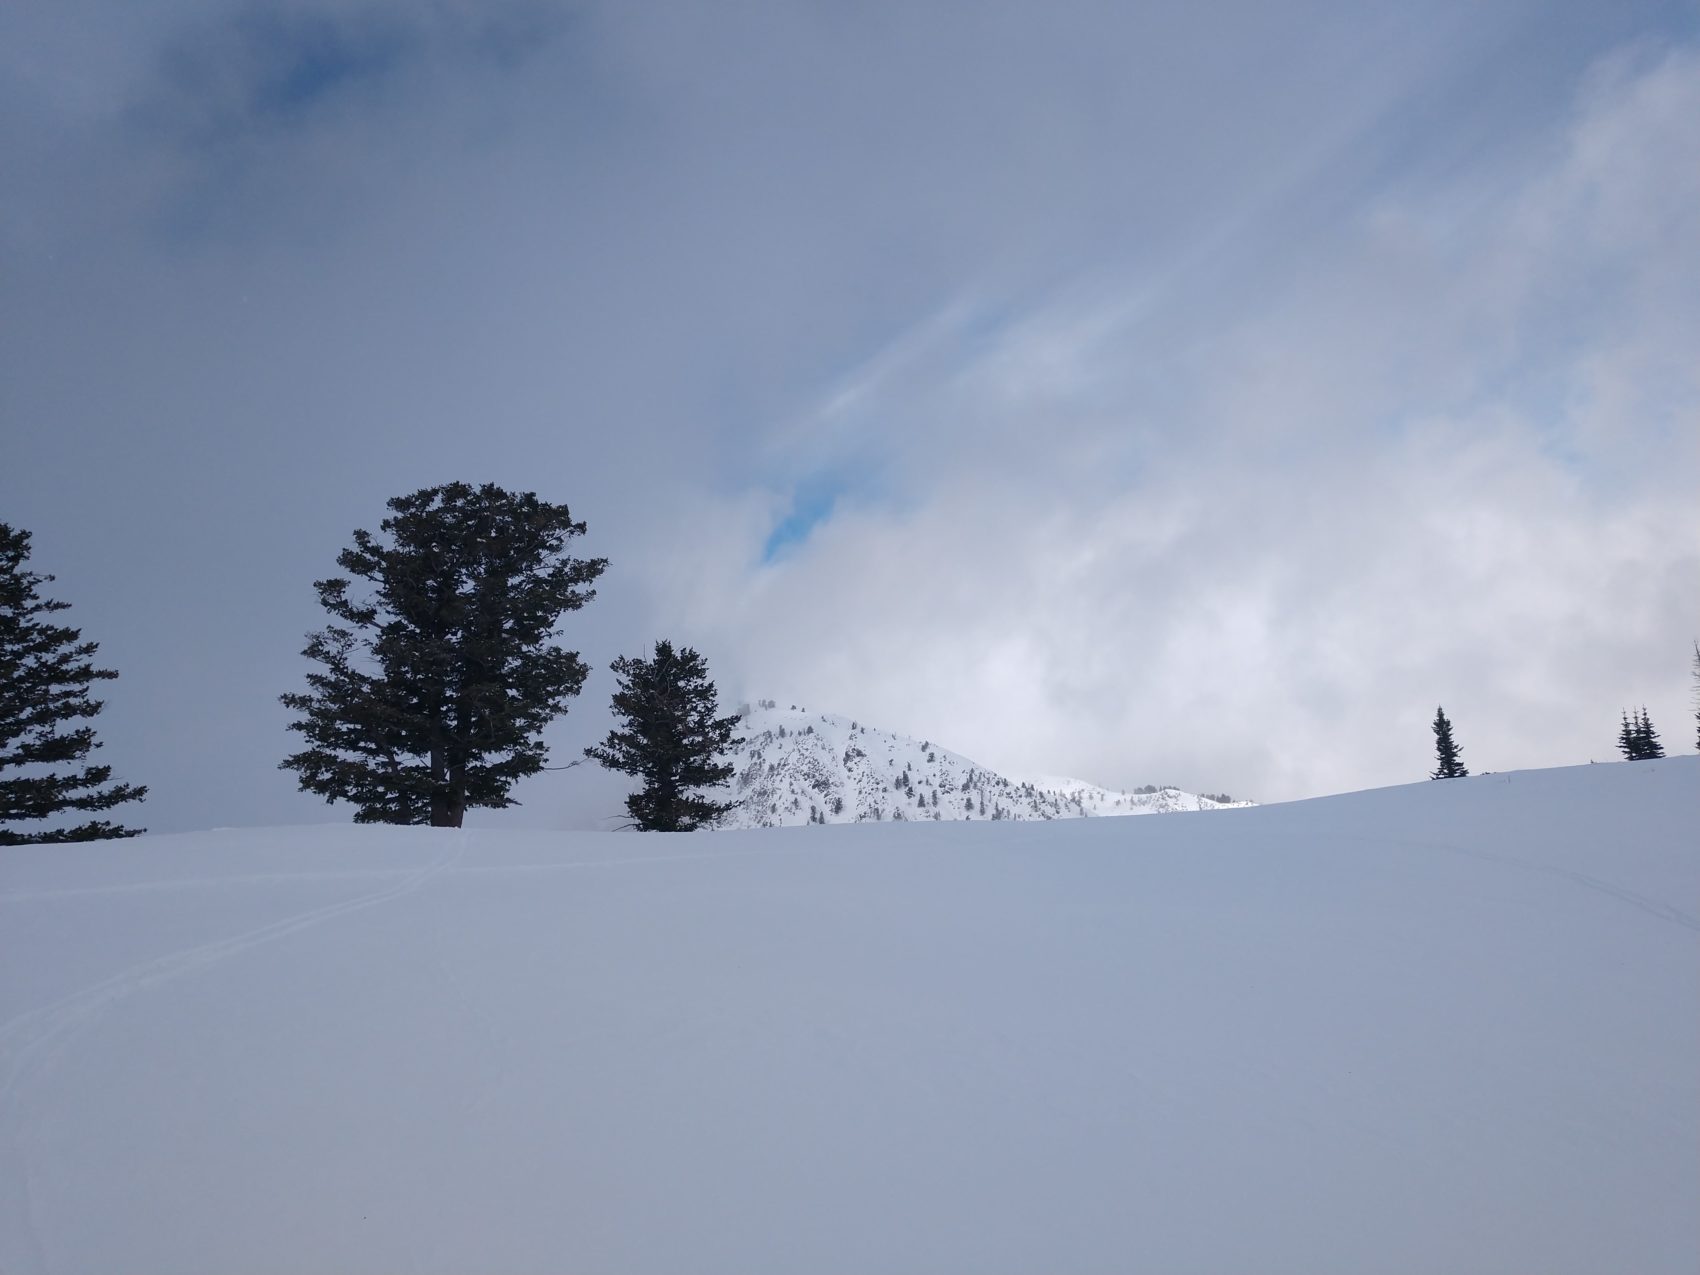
<box><xmin>715</xmin><ymin>699</ymin><xmax>1251</xmax><ymax>829</ymax></box>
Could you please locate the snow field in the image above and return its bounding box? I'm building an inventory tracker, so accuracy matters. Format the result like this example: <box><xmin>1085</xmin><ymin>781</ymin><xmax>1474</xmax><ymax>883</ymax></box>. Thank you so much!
<box><xmin>0</xmin><ymin>758</ymin><xmax>1695</xmax><ymax>1273</ymax></box>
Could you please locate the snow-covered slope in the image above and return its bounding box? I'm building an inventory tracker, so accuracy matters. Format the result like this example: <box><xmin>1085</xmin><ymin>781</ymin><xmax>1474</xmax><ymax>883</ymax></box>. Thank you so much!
<box><xmin>718</xmin><ymin>699</ymin><xmax>1248</xmax><ymax>828</ymax></box>
<box><xmin>2</xmin><ymin>758</ymin><xmax>1696</xmax><ymax>1274</ymax></box>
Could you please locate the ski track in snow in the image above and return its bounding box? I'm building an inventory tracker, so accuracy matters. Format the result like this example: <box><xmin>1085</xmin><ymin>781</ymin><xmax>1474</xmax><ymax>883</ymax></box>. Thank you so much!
<box><xmin>0</xmin><ymin>832</ymin><xmax>849</xmax><ymax>1272</ymax></box>
<box><xmin>0</xmin><ymin>760</ymin><xmax>1694</xmax><ymax>1274</ymax></box>
<box><xmin>0</xmin><ymin>838</ymin><xmax>473</xmax><ymax>1272</ymax></box>
<box><xmin>1376</xmin><ymin>834</ymin><xmax>1700</xmax><ymax>934</ymax></box>
<box><xmin>0</xmin><ymin>837</ymin><xmax>826</xmax><ymax>906</ymax></box>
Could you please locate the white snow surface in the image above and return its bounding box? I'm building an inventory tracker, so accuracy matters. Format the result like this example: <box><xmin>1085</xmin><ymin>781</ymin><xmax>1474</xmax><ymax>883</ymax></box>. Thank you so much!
<box><xmin>718</xmin><ymin>700</ymin><xmax>1249</xmax><ymax>828</ymax></box>
<box><xmin>2</xmin><ymin>758</ymin><xmax>1697</xmax><ymax>1274</ymax></box>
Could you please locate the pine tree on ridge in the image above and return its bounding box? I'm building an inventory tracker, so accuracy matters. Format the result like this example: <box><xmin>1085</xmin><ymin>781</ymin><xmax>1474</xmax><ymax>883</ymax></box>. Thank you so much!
<box><xmin>1617</xmin><ymin>707</ymin><xmax>1666</xmax><ymax>761</ymax></box>
<box><xmin>280</xmin><ymin>483</ymin><xmax>605</xmax><ymax>826</ymax></box>
<box><xmin>1430</xmin><ymin>706</ymin><xmax>1468</xmax><ymax>779</ymax></box>
<box><xmin>1635</xmin><ymin>706</ymin><xmax>1664</xmax><ymax>760</ymax></box>
<box><xmin>1</xmin><ymin>523</ymin><xmax>146</xmax><ymax>844</ymax></box>
<box><xmin>585</xmin><ymin>640</ymin><xmax>744</xmax><ymax>831</ymax></box>
<box><xmin>1690</xmin><ymin>640</ymin><xmax>1699</xmax><ymax>752</ymax></box>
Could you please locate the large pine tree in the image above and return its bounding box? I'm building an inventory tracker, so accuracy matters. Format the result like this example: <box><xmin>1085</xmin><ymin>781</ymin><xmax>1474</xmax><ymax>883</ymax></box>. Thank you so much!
<box><xmin>584</xmin><ymin>640</ymin><xmax>744</xmax><ymax>831</ymax></box>
<box><xmin>280</xmin><ymin>483</ymin><xmax>606</xmax><ymax>826</ymax></box>
<box><xmin>1430</xmin><ymin>705</ymin><xmax>1468</xmax><ymax>779</ymax></box>
<box><xmin>1</xmin><ymin>524</ymin><xmax>146</xmax><ymax>844</ymax></box>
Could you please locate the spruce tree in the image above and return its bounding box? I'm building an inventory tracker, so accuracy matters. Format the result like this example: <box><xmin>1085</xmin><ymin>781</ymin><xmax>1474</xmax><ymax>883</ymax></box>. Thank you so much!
<box><xmin>1635</xmin><ymin>707</ymin><xmax>1665</xmax><ymax>760</ymax></box>
<box><xmin>1</xmin><ymin>524</ymin><xmax>146</xmax><ymax>844</ymax></box>
<box><xmin>584</xmin><ymin>640</ymin><xmax>743</xmax><ymax>831</ymax></box>
<box><xmin>1691</xmin><ymin>641</ymin><xmax>1700</xmax><ymax>752</ymax></box>
<box><xmin>280</xmin><ymin>483</ymin><xmax>605</xmax><ymax>826</ymax></box>
<box><xmin>1430</xmin><ymin>706</ymin><xmax>1468</xmax><ymax>779</ymax></box>
<box><xmin>1617</xmin><ymin>707</ymin><xmax>1666</xmax><ymax>761</ymax></box>
<box><xmin>1617</xmin><ymin>710</ymin><xmax>1637</xmax><ymax>760</ymax></box>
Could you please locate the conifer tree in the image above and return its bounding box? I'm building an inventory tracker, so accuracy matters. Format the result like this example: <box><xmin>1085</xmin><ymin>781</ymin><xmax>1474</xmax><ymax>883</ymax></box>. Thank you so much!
<box><xmin>1617</xmin><ymin>710</ymin><xmax>1637</xmax><ymax>760</ymax></box>
<box><xmin>1634</xmin><ymin>707</ymin><xmax>1665</xmax><ymax>759</ymax></box>
<box><xmin>1691</xmin><ymin>641</ymin><xmax>1699</xmax><ymax>752</ymax></box>
<box><xmin>1617</xmin><ymin>707</ymin><xmax>1666</xmax><ymax>761</ymax></box>
<box><xmin>280</xmin><ymin>483</ymin><xmax>605</xmax><ymax>826</ymax></box>
<box><xmin>1</xmin><ymin>524</ymin><xmax>146</xmax><ymax>844</ymax></box>
<box><xmin>1430</xmin><ymin>706</ymin><xmax>1468</xmax><ymax>779</ymax></box>
<box><xmin>584</xmin><ymin>640</ymin><xmax>743</xmax><ymax>831</ymax></box>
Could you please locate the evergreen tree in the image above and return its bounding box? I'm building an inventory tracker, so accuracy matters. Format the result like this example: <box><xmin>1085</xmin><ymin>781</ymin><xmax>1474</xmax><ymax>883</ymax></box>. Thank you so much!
<box><xmin>1691</xmin><ymin>641</ymin><xmax>1699</xmax><ymax>752</ymax></box>
<box><xmin>280</xmin><ymin>483</ymin><xmax>605</xmax><ymax>826</ymax></box>
<box><xmin>1430</xmin><ymin>706</ymin><xmax>1468</xmax><ymax>779</ymax></box>
<box><xmin>1635</xmin><ymin>707</ymin><xmax>1665</xmax><ymax>760</ymax></box>
<box><xmin>1</xmin><ymin>524</ymin><xmax>146</xmax><ymax>844</ymax></box>
<box><xmin>584</xmin><ymin>640</ymin><xmax>744</xmax><ymax>831</ymax></box>
<box><xmin>1618</xmin><ymin>707</ymin><xmax>1666</xmax><ymax>760</ymax></box>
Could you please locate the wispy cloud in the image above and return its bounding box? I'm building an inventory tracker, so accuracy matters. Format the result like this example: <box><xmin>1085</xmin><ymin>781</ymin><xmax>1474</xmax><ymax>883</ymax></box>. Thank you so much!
<box><xmin>2</xmin><ymin>0</ymin><xmax>1695</xmax><ymax>829</ymax></box>
<box><xmin>687</xmin><ymin>42</ymin><xmax>1700</xmax><ymax>801</ymax></box>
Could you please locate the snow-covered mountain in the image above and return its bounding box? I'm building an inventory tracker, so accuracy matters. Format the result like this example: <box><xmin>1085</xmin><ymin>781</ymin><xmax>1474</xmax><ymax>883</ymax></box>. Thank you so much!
<box><xmin>716</xmin><ymin>699</ymin><xmax>1249</xmax><ymax>829</ymax></box>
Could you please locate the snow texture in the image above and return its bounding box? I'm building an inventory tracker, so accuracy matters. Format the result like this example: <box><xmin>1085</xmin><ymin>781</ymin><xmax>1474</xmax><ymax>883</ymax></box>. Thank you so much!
<box><xmin>1</xmin><ymin>758</ymin><xmax>1696</xmax><ymax>1274</ymax></box>
<box><xmin>718</xmin><ymin>700</ymin><xmax>1249</xmax><ymax>828</ymax></box>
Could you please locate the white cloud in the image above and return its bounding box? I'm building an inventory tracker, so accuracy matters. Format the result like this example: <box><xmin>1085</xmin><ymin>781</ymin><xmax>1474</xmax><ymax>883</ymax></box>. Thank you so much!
<box><xmin>687</xmin><ymin>43</ymin><xmax>1700</xmax><ymax>802</ymax></box>
<box><xmin>5</xmin><ymin>3</ymin><xmax>1696</xmax><ymax>830</ymax></box>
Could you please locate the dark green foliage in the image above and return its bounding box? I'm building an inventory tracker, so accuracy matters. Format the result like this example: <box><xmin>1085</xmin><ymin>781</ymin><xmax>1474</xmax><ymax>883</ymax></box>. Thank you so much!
<box><xmin>1430</xmin><ymin>706</ymin><xmax>1468</xmax><ymax>779</ymax></box>
<box><xmin>280</xmin><ymin>483</ymin><xmax>605</xmax><ymax>827</ymax></box>
<box><xmin>1692</xmin><ymin>641</ymin><xmax>1699</xmax><ymax>752</ymax></box>
<box><xmin>584</xmin><ymin>640</ymin><xmax>743</xmax><ymax>831</ymax></box>
<box><xmin>1617</xmin><ymin>706</ymin><xmax>1664</xmax><ymax>761</ymax></box>
<box><xmin>0</xmin><ymin>524</ymin><xmax>146</xmax><ymax>844</ymax></box>
<box><xmin>1642</xmin><ymin>709</ymin><xmax>1665</xmax><ymax>759</ymax></box>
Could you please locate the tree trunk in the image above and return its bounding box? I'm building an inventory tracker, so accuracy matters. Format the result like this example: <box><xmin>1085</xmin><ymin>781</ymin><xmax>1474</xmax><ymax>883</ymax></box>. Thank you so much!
<box><xmin>428</xmin><ymin>746</ymin><xmax>462</xmax><ymax>827</ymax></box>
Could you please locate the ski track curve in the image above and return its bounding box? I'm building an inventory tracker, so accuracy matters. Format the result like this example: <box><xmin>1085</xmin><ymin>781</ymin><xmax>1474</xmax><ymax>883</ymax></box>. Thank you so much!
<box><xmin>0</xmin><ymin>835</ymin><xmax>828</xmax><ymax>905</ymax></box>
<box><xmin>0</xmin><ymin>833</ymin><xmax>829</xmax><ymax>1271</ymax></box>
<box><xmin>0</xmin><ymin>837</ymin><xmax>466</xmax><ymax>1275</ymax></box>
<box><xmin>1374</xmin><ymin>834</ymin><xmax>1700</xmax><ymax>934</ymax></box>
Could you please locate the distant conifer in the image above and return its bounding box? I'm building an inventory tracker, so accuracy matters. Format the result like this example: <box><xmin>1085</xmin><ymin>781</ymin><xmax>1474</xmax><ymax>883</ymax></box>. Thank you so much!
<box><xmin>1618</xmin><ymin>707</ymin><xmax>1665</xmax><ymax>761</ymax></box>
<box><xmin>1692</xmin><ymin>641</ymin><xmax>1700</xmax><ymax>751</ymax></box>
<box><xmin>1635</xmin><ymin>707</ymin><xmax>1665</xmax><ymax>760</ymax></box>
<box><xmin>1430</xmin><ymin>706</ymin><xmax>1468</xmax><ymax>779</ymax></box>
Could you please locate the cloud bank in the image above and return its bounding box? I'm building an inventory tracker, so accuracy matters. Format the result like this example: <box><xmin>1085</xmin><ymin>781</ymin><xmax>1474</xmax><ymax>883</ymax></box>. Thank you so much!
<box><xmin>1</xmin><ymin>2</ymin><xmax>1695</xmax><ymax>827</ymax></box>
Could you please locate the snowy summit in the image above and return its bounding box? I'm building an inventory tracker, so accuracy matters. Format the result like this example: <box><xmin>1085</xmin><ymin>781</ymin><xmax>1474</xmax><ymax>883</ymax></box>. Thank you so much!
<box><xmin>717</xmin><ymin>700</ymin><xmax>1248</xmax><ymax>829</ymax></box>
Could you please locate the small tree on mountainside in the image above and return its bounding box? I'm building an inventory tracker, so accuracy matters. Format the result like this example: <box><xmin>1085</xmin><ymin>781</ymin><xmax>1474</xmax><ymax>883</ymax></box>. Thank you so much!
<box><xmin>1617</xmin><ymin>710</ymin><xmax>1637</xmax><ymax>760</ymax></box>
<box><xmin>584</xmin><ymin>640</ymin><xmax>744</xmax><ymax>831</ymax></box>
<box><xmin>1617</xmin><ymin>707</ymin><xmax>1665</xmax><ymax>760</ymax></box>
<box><xmin>1635</xmin><ymin>707</ymin><xmax>1664</xmax><ymax>759</ymax></box>
<box><xmin>1691</xmin><ymin>641</ymin><xmax>1699</xmax><ymax>751</ymax></box>
<box><xmin>280</xmin><ymin>483</ymin><xmax>605</xmax><ymax>827</ymax></box>
<box><xmin>1642</xmin><ymin>708</ymin><xmax>1666</xmax><ymax>758</ymax></box>
<box><xmin>1</xmin><ymin>523</ymin><xmax>146</xmax><ymax>844</ymax></box>
<box><xmin>1430</xmin><ymin>706</ymin><xmax>1468</xmax><ymax>779</ymax></box>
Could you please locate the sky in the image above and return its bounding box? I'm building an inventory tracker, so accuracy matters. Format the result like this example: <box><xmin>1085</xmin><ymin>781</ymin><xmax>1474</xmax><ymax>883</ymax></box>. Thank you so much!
<box><xmin>2</xmin><ymin>0</ymin><xmax>1697</xmax><ymax>834</ymax></box>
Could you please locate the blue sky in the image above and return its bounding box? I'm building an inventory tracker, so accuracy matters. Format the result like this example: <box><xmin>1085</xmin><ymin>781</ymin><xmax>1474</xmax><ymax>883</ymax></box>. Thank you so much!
<box><xmin>763</xmin><ymin>473</ymin><xmax>852</xmax><ymax>562</ymax></box>
<box><xmin>2</xmin><ymin>0</ymin><xmax>1696</xmax><ymax>831</ymax></box>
